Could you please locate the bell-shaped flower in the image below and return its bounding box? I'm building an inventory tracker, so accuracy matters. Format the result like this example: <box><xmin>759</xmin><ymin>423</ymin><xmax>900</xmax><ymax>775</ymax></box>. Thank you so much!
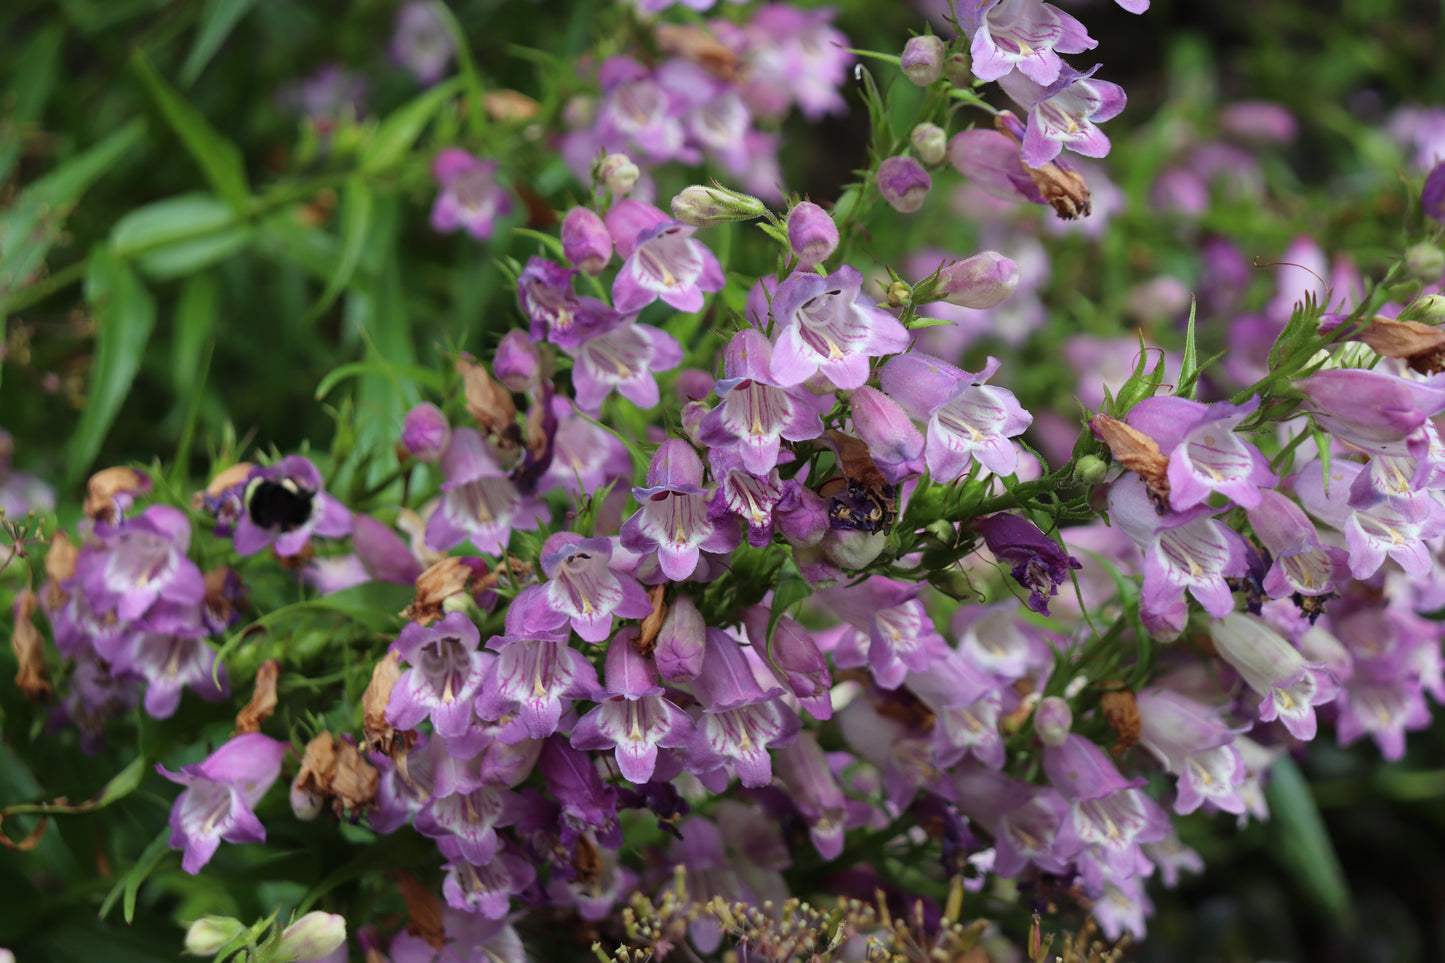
<box><xmin>1136</xmin><ymin>688</ymin><xmax>1248</xmax><ymax>815</ymax></box>
<box><xmin>80</xmin><ymin>505</ymin><xmax>205</xmax><ymax>624</ymax></box>
<box><xmin>621</xmin><ymin>440</ymin><xmax>740</xmax><ymax>581</ymax></box>
<box><xmin>697</xmin><ymin>329</ymin><xmax>827</xmax><ymax>475</ymax></box>
<box><xmin>233</xmin><ymin>456</ymin><xmax>352</xmax><ymax>558</ymax></box>
<box><xmin>999</xmin><ymin>63</ymin><xmax>1126</xmax><ymax>167</ymax></box>
<box><xmin>425</xmin><ymin>429</ymin><xmax>546</xmax><ymax>555</ymax></box>
<box><xmin>565</xmin><ymin>320</ymin><xmax>683</xmax><ymax>414</ymax></box>
<box><xmin>653</xmin><ymin>594</ymin><xmax>705</xmax><ymax>681</ymax></box>
<box><xmin>960</xmin><ymin>0</ymin><xmax>1097</xmax><ymax>86</ymax></box>
<box><xmin>1208</xmin><ymin>612</ymin><xmax>1339</xmax><ymax>740</ymax></box>
<box><xmin>516</xmin><ymin>257</ymin><xmax>624</xmax><ymax>349</ymax></box>
<box><xmin>774</xmin><ymin>733</ymin><xmax>848</xmax><ymax>859</ymax></box>
<box><xmin>441</xmin><ymin>848</ymin><xmax>536</xmax><ymax>919</ymax></box>
<box><xmin>1295</xmin><ymin>458</ymin><xmax>1445</xmax><ymax>579</ymax></box>
<box><xmin>1297</xmin><ymin>366</ymin><xmax>1445</xmax><ymax>470</ymax></box>
<box><xmin>513</xmin><ymin>535</ymin><xmax>653</xmax><ymax>643</ymax></box>
<box><xmin>769</xmin><ymin>266</ymin><xmax>910</xmax><ymax>390</ymax></box>
<box><xmin>974</xmin><ymin>512</ymin><xmax>1082</xmax><ymax>615</ymax></box>
<box><xmin>416</xmin><ymin>780</ymin><xmax>518</xmax><ymax>866</ymax></box>
<box><xmin>742</xmin><ymin>605</ymin><xmax>833</xmax><ymax>720</ymax></box>
<box><xmin>157</xmin><ymin>733</ymin><xmax>287</xmax><ymax>874</ymax></box>
<box><xmin>605</xmin><ymin>200</ymin><xmax>725</xmax><ymax>314</ymax></box>
<box><xmin>951</xmin><ymin>762</ymin><xmax>1078</xmax><ymax>877</ymax></box>
<box><xmin>476</xmin><ymin>634</ymin><xmax>599</xmax><ymax>743</ymax></box>
<box><xmin>849</xmin><ymin>386</ymin><xmax>925</xmax><ymax>484</ymax></box>
<box><xmin>686</xmin><ymin>698</ymin><xmax>800</xmax><ymax>788</ymax></box>
<box><xmin>1246</xmin><ymin>489</ymin><xmax>1349</xmax><ymax>599</ymax></box>
<box><xmin>817</xmin><ymin>576</ymin><xmax>950</xmax><ymax>689</ymax></box>
<box><xmin>430</xmin><ymin>149</ymin><xmax>513</xmax><ymax>241</ymax></box>
<box><xmin>707</xmin><ymin>450</ymin><xmax>789</xmax><ymax>548</ymax></box>
<box><xmin>879</xmin><ymin>353</ymin><xmax>1033</xmax><ymax>481</ymax></box>
<box><xmin>1108</xmin><ymin>474</ymin><xmax>1246</xmax><ymax>620</ymax></box>
<box><xmin>130</xmin><ymin>632</ymin><xmax>229</xmax><ymax>719</ymax></box>
<box><xmin>386</xmin><ymin>612</ymin><xmax>491</xmax><ymax>741</ymax></box>
<box><xmin>1126</xmin><ymin>395</ymin><xmax>1275</xmax><ymax>510</ymax></box>
<box><xmin>570</xmin><ymin>629</ymin><xmax>695</xmax><ymax>784</ymax></box>
<box><xmin>539</xmin><ymin>737</ymin><xmax>622</xmax><ymax>849</ymax></box>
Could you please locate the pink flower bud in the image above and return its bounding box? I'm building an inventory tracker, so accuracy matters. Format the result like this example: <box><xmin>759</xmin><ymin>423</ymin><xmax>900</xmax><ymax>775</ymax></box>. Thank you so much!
<box><xmin>786</xmin><ymin>201</ymin><xmax>839</xmax><ymax>268</ymax></box>
<box><xmin>901</xmin><ymin>35</ymin><xmax>945</xmax><ymax>86</ymax></box>
<box><xmin>935</xmin><ymin>251</ymin><xmax>1019</xmax><ymax>308</ymax></box>
<box><xmin>654</xmin><ymin>594</ymin><xmax>704</xmax><ymax>681</ymax></box>
<box><xmin>877</xmin><ymin>156</ymin><xmax>931</xmax><ymax>214</ymax></box>
<box><xmin>1034</xmin><ymin>696</ymin><xmax>1073</xmax><ymax>746</ymax></box>
<box><xmin>598</xmin><ymin>152</ymin><xmax>638</xmax><ymax>196</ymax></box>
<box><xmin>492</xmin><ymin>329</ymin><xmax>540</xmax><ymax>391</ymax></box>
<box><xmin>401</xmin><ymin>403</ymin><xmax>450</xmax><ymax>462</ymax></box>
<box><xmin>561</xmin><ymin>206</ymin><xmax>612</xmax><ymax>274</ymax></box>
<box><xmin>1425</xmin><ymin>160</ymin><xmax>1445</xmax><ymax>224</ymax></box>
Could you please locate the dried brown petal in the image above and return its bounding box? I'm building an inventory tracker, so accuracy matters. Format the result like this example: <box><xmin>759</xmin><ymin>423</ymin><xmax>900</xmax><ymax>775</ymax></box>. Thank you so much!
<box><xmin>994</xmin><ymin>113</ymin><xmax>1091</xmax><ymax>220</ymax></box>
<box><xmin>1089</xmin><ymin>413</ymin><xmax>1171</xmax><ymax>505</ymax></box>
<box><xmin>655</xmin><ymin>23</ymin><xmax>742</xmax><ymax>82</ymax></box>
<box><xmin>822</xmin><ymin>429</ymin><xmax>887</xmax><ymax>490</ymax></box>
<box><xmin>204</xmin><ymin>566</ymin><xmax>243</xmax><ymax>627</ymax></box>
<box><xmin>1099</xmin><ymin>686</ymin><xmax>1141</xmax><ymax>756</ymax></box>
<box><xmin>44</xmin><ymin>529</ymin><xmax>78</xmax><ymax>608</ymax></box>
<box><xmin>330</xmin><ymin>738</ymin><xmax>380</xmax><ymax>812</ymax></box>
<box><xmin>363</xmin><ymin>650</ymin><xmax>406</xmax><ymax>756</ymax></box>
<box><xmin>394</xmin><ymin>870</ymin><xmax>446</xmax><ymax>948</ymax></box>
<box><xmin>1360</xmin><ymin>317</ymin><xmax>1445</xmax><ymax>374</ymax></box>
<box><xmin>234</xmin><ymin>659</ymin><xmax>279</xmax><ymax>735</ymax></box>
<box><xmin>203</xmin><ymin>462</ymin><xmax>254</xmax><ymax>498</ymax></box>
<box><xmin>483</xmin><ymin>89</ymin><xmax>541</xmax><ymax>122</ymax></box>
<box><xmin>635</xmin><ymin>584</ymin><xmax>668</xmax><ymax>657</ymax></box>
<box><xmin>404</xmin><ymin>557</ymin><xmax>481</xmax><ymax>625</ymax></box>
<box><xmin>11</xmin><ymin>589</ymin><xmax>51</xmax><ymax>701</ymax></box>
<box><xmin>84</xmin><ymin>466</ymin><xmax>150</xmax><ymax>524</ymax></box>
<box><xmin>456</xmin><ymin>355</ymin><xmax>518</xmax><ymax>442</ymax></box>
<box><xmin>292</xmin><ymin>732</ymin><xmax>338</xmax><ymax>815</ymax></box>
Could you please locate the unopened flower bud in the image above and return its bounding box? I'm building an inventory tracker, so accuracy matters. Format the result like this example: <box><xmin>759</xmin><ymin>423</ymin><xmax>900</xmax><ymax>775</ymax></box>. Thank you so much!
<box><xmin>598</xmin><ymin>152</ymin><xmax>639</xmax><ymax>196</ymax></box>
<box><xmin>1034</xmin><ymin>696</ymin><xmax>1073</xmax><ymax>746</ymax></box>
<box><xmin>1073</xmin><ymin>453</ymin><xmax>1108</xmax><ymax>486</ymax></box>
<box><xmin>877</xmin><ymin>156</ymin><xmax>931</xmax><ymax>214</ymax></box>
<box><xmin>886</xmin><ymin>280</ymin><xmax>912</xmax><ymax>307</ymax></box>
<box><xmin>561</xmin><ymin>206</ymin><xmax>612</xmax><ymax>274</ymax></box>
<box><xmin>911</xmin><ymin>122</ymin><xmax>947</xmax><ymax>165</ymax></box>
<box><xmin>1400</xmin><ymin>294</ymin><xmax>1445</xmax><ymax>324</ymax></box>
<box><xmin>185</xmin><ymin>916</ymin><xmax>245</xmax><ymax>956</ymax></box>
<box><xmin>401</xmin><ymin>403</ymin><xmax>450</xmax><ymax>462</ymax></box>
<box><xmin>786</xmin><ymin>201</ymin><xmax>839</xmax><ymax>268</ymax></box>
<box><xmin>943</xmin><ymin>51</ymin><xmax>972</xmax><ymax>86</ymax></box>
<box><xmin>493</xmin><ymin>329</ymin><xmax>540</xmax><ymax>391</ymax></box>
<box><xmin>275</xmin><ymin>912</ymin><xmax>347</xmax><ymax>963</ymax></box>
<box><xmin>1405</xmin><ymin>242</ymin><xmax>1445</xmax><ymax>283</ymax></box>
<box><xmin>671</xmin><ymin>184</ymin><xmax>767</xmax><ymax>226</ymax></box>
<box><xmin>1425</xmin><ymin>160</ymin><xmax>1445</xmax><ymax>224</ymax></box>
<box><xmin>900</xmin><ymin>35</ymin><xmax>945</xmax><ymax>86</ymax></box>
<box><xmin>933</xmin><ymin>251</ymin><xmax>1019</xmax><ymax>308</ymax></box>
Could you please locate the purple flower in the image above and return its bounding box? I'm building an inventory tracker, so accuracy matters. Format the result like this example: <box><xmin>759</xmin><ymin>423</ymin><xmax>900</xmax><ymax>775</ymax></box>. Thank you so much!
<box><xmin>877</xmin><ymin>156</ymin><xmax>932</xmax><ymax>214</ymax></box>
<box><xmin>430</xmin><ymin>149</ymin><xmax>512</xmax><ymax>241</ymax></box>
<box><xmin>425</xmin><ymin>429</ymin><xmax>546</xmax><ymax>555</ymax></box>
<box><xmin>233</xmin><ymin>456</ymin><xmax>352</xmax><ymax>558</ymax></box>
<box><xmin>948</xmin><ymin>129</ymin><xmax>1049</xmax><ymax>205</ymax></box>
<box><xmin>900</xmin><ymin>35</ymin><xmax>945</xmax><ymax>86</ymax></box>
<box><xmin>774</xmin><ymin>733</ymin><xmax>848</xmax><ymax>859</ymax></box>
<box><xmin>999</xmin><ymin>64</ymin><xmax>1126</xmax><ymax>167</ymax></box>
<box><xmin>653</xmin><ymin>594</ymin><xmax>705</xmax><ymax>681</ymax></box>
<box><xmin>80</xmin><ymin>505</ymin><xmax>205</xmax><ymax>623</ymax></box>
<box><xmin>849</xmin><ymin>386</ymin><xmax>926</xmax><ymax>484</ymax></box>
<box><xmin>770</xmin><ymin>266</ymin><xmax>911</xmax><ymax>390</ymax></box>
<box><xmin>589</xmin><ymin>57</ymin><xmax>689</xmax><ymax>165</ymax></box>
<box><xmin>157</xmin><ymin>733</ymin><xmax>287</xmax><ymax>874</ymax></box>
<box><xmin>1136</xmin><ymin>689</ymin><xmax>1247</xmax><ymax>815</ymax></box>
<box><xmin>391</xmin><ymin>1</ymin><xmax>454</xmax><ymax>86</ymax></box>
<box><xmin>570</xmin><ymin>629</ymin><xmax>695</xmax><ymax>784</ymax></box>
<box><xmin>879</xmin><ymin>353</ymin><xmax>1033</xmax><ymax>481</ymax></box>
<box><xmin>476</xmin><ymin>635</ymin><xmax>598</xmax><ymax>742</ymax></box>
<box><xmin>960</xmin><ymin>0</ymin><xmax>1096</xmax><ymax>86</ymax></box>
<box><xmin>565</xmin><ymin>321</ymin><xmax>683</xmax><ymax>414</ymax></box>
<box><xmin>697</xmin><ymin>329</ymin><xmax>828</xmax><ymax>475</ymax></box>
<box><xmin>130</xmin><ymin>632</ymin><xmax>228</xmax><ymax>719</ymax></box>
<box><xmin>951</xmin><ymin>763</ymin><xmax>1077</xmax><ymax>877</ymax></box>
<box><xmin>620</xmin><ymin>440</ymin><xmax>740</xmax><ymax>581</ymax></box>
<box><xmin>387</xmin><ymin>612</ymin><xmax>491</xmax><ymax>742</ymax></box>
<box><xmin>787</xmin><ymin>201</ymin><xmax>838</xmax><ymax>268</ymax></box>
<box><xmin>721</xmin><ymin>5</ymin><xmax>853</xmax><ymax>122</ymax></box>
<box><xmin>932</xmin><ymin>252</ymin><xmax>1020</xmax><ymax>309</ymax></box>
<box><xmin>416</xmin><ymin>780</ymin><xmax>518</xmax><ymax>865</ymax></box>
<box><xmin>687</xmin><ymin>699</ymin><xmax>800</xmax><ymax>788</ymax></box>
<box><xmin>442</xmin><ymin>849</ymin><xmax>536</xmax><ymax>918</ymax></box>
<box><xmin>402</xmin><ymin>403</ymin><xmax>451</xmax><ymax>462</ymax></box>
<box><xmin>561</xmin><ymin>207</ymin><xmax>613</xmax><ymax>275</ymax></box>
<box><xmin>1424</xmin><ymin>160</ymin><xmax>1445</xmax><ymax>224</ymax></box>
<box><xmin>512</xmin><ymin>535</ymin><xmax>653</xmax><ymax>644</ymax></box>
<box><xmin>742</xmin><ymin>605</ymin><xmax>833</xmax><ymax>720</ymax></box>
<box><xmin>1245</xmin><ymin>489</ymin><xmax>1348</xmax><ymax>599</ymax></box>
<box><xmin>1297</xmin><ymin>367</ymin><xmax>1445</xmax><ymax>469</ymax></box>
<box><xmin>517</xmin><ymin>258</ymin><xmax>624</xmax><ymax>349</ymax></box>
<box><xmin>817</xmin><ymin>576</ymin><xmax>949</xmax><ymax>689</ymax></box>
<box><xmin>1209</xmin><ymin>612</ymin><xmax>1339</xmax><ymax>739</ymax></box>
<box><xmin>1126</xmin><ymin>395</ymin><xmax>1276</xmax><ymax>510</ymax></box>
<box><xmin>974</xmin><ymin>512</ymin><xmax>1082</xmax><ymax>615</ymax></box>
<box><xmin>1294</xmin><ymin>458</ymin><xmax>1445</xmax><ymax>579</ymax></box>
<box><xmin>605</xmin><ymin>200</ymin><xmax>725</xmax><ymax>314</ymax></box>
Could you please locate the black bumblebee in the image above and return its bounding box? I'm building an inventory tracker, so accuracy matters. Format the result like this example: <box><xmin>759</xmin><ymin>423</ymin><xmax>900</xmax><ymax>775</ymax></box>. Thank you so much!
<box><xmin>244</xmin><ymin>476</ymin><xmax>317</xmax><ymax>532</ymax></box>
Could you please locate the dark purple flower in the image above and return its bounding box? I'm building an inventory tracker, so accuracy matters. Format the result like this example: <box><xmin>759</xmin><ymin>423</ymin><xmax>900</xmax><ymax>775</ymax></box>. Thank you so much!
<box><xmin>157</xmin><ymin>733</ymin><xmax>287</xmax><ymax>874</ymax></box>
<box><xmin>975</xmin><ymin>512</ymin><xmax>1081</xmax><ymax>615</ymax></box>
<box><xmin>387</xmin><ymin>612</ymin><xmax>491</xmax><ymax>742</ymax></box>
<box><xmin>517</xmin><ymin>257</ymin><xmax>624</xmax><ymax>349</ymax></box>
<box><xmin>512</xmin><ymin>534</ymin><xmax>653</xmax><ymax>643</ymax></box>
<box><xmin>1424</xmin><ymin>160</ymin><xmax>1445</xmax><ymax>223</ymax></box>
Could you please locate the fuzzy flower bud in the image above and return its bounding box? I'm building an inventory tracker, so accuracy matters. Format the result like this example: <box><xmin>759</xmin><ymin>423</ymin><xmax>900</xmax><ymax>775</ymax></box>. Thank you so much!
<box><xmin>184</xmin><ymin>916</ymin><xmax>245</xmax><ymax>956</ymax></box>
<box><xmin>787</xmin><ymin>201</ymin><xmax>839</xmax><ymax>268</ymax></box>
<box><xmin>598</xmin><ymin>152</ymin><xmax>639</xmax><ymax>196</ymax></box>
<box><xmin>886</xmin><ymin>280</ymin><xmax>912</xmax><ymax>307</ymax></box>
<box><xmin>561</xmin><ymin>206</ymin><xmax>612</xmax><ymax>274</ymax></box>
<box><xmin>1034</xmin><ymin>696</ymin><xmax>1073</xmax><ymax>746</ymax></box>
<box><xmin>492</xmin><ymin>329</ymin><xmax>541</xmax><ymax>391</ymax></box>
<box><xmin>943</xmin><ymin>51</ymin><xmax>972</xmax><ymax>86</ymax></box>
<box><xmin>877</xmin><ymin>156</ymin><xmax>931</xmax><ymax>213</ymax></box>
<box><xmin>934</xmin><ymin>251</ymin><xmax>1019</xmax><ymax>308</ymax></box>
<box><xmin>1402</xmin><ymin>294</ymin><xmax>1445</xmax><ymax>324</ymax></box>
<box><xmin>1074</xmin><ymin>453</ymin><xmax>1108</xmax><ymax>485</ymax></box>
<box><xmin>671</xmin><ymin>184</ymin><xmax>768</xmax><ymax>226</ymax></box>
<box><xmin>401</xmin><ymin>403</ymin><xmax>450</xmax><ymax>462</ymax></box>
<box><xmin>1405</xmin><ymin>242</ymin><xmax>1445</xmax><ymax>283</ymax></box>
<box><xmin>911</xmin><ymin>123</ymin><xmax>947</xmax><ymax>165</ymax></box>
<box><xmin>274</xmin><ymin>912</ymin><xmax>347</xmax><ymax>963</ymax></box>
<box><xmin>901</xmin><ymin>35</ymin><xmax>945</xmax><ymax>86</ymax></box>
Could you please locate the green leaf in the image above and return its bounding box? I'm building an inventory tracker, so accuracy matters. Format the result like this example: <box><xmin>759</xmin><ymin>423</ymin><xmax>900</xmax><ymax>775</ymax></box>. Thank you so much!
<box><xmin>0</xmin><ymin>120</ymin><xmax>145</xmax><ymax>310</ymax></box>
<box><xmin>93</xmin><ymin>756</ymin><xmax>147</xmax><ymax>808</ymax></box>
<box><xmin>1265</xmin><ymin>756</ymin><xmax>1354</xmax><ymax>924</ymax></box>
<box><xmin>179</xmin><ymin>0</ymin><xmax>260</xmax><ymax>86</ymax></box>
<box><xmin>111</xmin><ymin>193</ymin><xmax>251</xmax><ymax>279</ymax></box>
<box><xmin>305</xmin><ymin>175</ymin><xmax>373</xmax><ymax>322</ymax></box>
<box><xmin>1176</xmin><ymin>297</ymin><xmax>1201</xmax><ymax>399</ymax></box>
<box><xmin>0</xmin><ymin>25</ymin><xmax>64</xmax><ymax>185</ymax></box>
<box><xmin>98</xmin><ymin>829</ymin><xmax>172</xmax><ymax>924</ymax></box>
<box><xmin>68</xmin><ymin>245</ymin><xmax>158</xmax><ymax>483</ymax></box>
<box><xmin>361</xmin><ymin>77</ymin><xmax>461</xmax><ymax>175</ymax></box>
<box><xmin>130</xmin><ymin>50</ymin><xmax>250</xmax><ymax>212</ymax></box>
<box><xmin>314</xmin><ymin>361</ymin><xmax>444</xmax><ymax>402</ymax></box>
